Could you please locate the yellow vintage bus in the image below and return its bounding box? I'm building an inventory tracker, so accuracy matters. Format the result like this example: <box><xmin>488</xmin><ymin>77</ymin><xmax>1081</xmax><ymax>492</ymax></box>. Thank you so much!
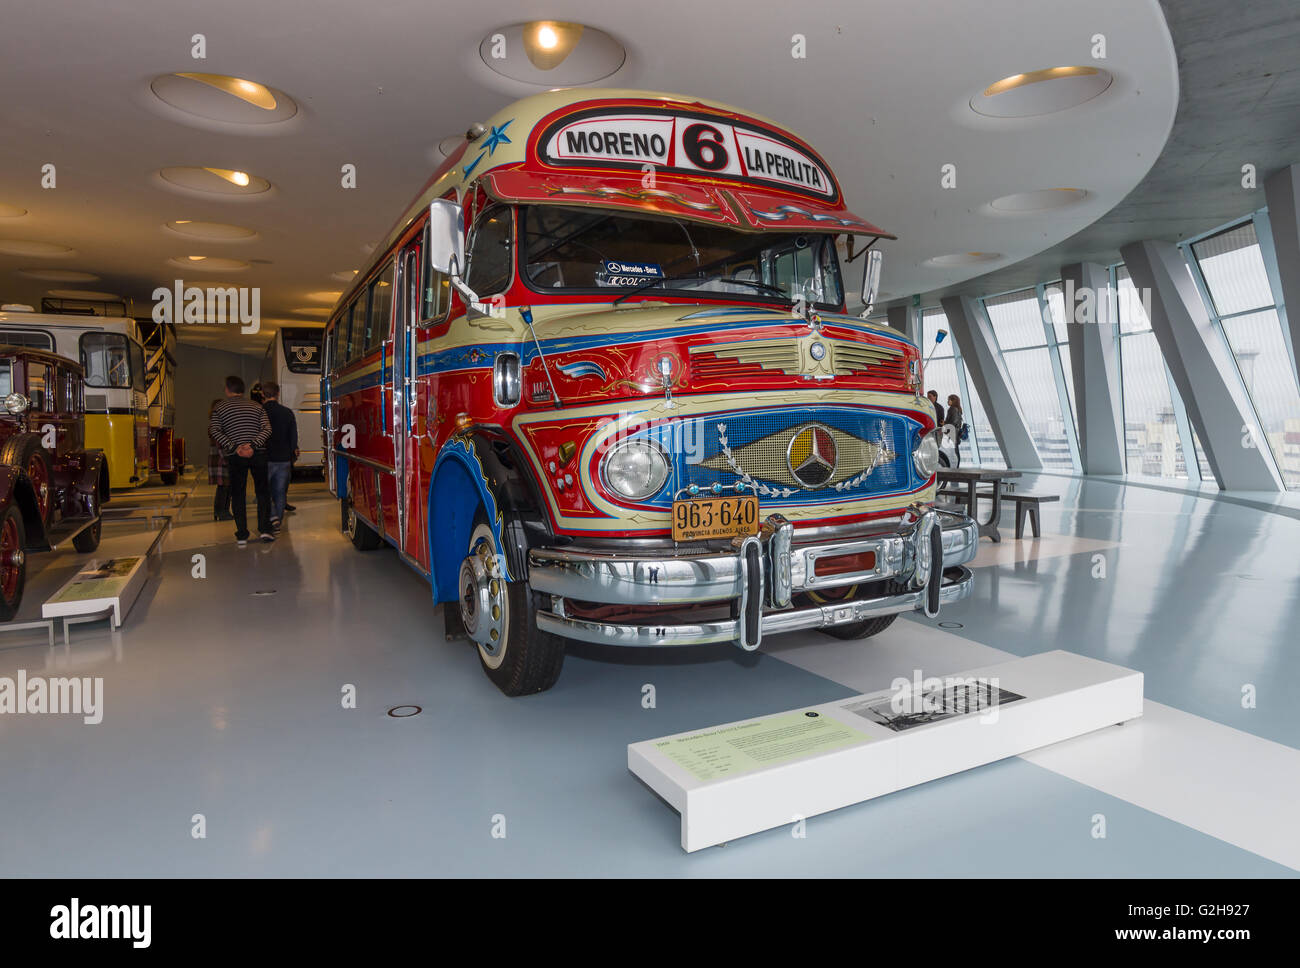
<box><xmin>0</xmin><ymin>305</ymin><xmax>155</xmax><ymax>487</ymax></box>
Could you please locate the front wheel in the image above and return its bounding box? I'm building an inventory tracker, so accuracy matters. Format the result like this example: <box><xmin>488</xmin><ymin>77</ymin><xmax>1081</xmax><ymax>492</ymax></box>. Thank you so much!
<box><xmin>459</xmin><ymin>521</ymin><xmax>564</xmax><ymax>696</ymax></box>
<box><xmin>160</xmin><ymin>471</ymin><xmax>179</xmax><ymax>486</ymax></box>
<box><xmin>345</xmin><ymin>500</ymin><xmax>381</xmax><ymax>550</ymax></box>
<box><xmin>0</xmin><ymin>505</ymin><xmax>27</xmax><ymax>622</ymax></box>
<box><xmin>72</xmin><ymin>514</ymin><xmax>102</xmax><ymax>553</ymax></box>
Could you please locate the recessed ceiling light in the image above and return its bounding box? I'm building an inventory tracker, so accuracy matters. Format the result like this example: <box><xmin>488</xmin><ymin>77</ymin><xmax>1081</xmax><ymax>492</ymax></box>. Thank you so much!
<box><xmin>986</xmin><ymin>188</ymin><xmax>1090</xmax><ymax>214</ymax></box>
<box><xmin>480</xmin><ymin>21</ymin><xmax>625</xmax><ymax>86</ymax></box>
<box><xmin>306</xmin><ymin>291</ymin><xmax>343</xmax><ymax>302</ymax></box>
<box><xmin>205</xmin><ymin>168</ymin><xmax>250</xmax><ymax>187</ymax></box>
<box><xmin>150</xmin><ymin>73</ymin><xmax>298</xmax><ymax>125</ymax></box>
<box><xmin>0</xmin><ymin>203</ymin><xmax>27</xmax><ymax>218</ymax></box>
<box><xmin>924</xmin><ymin>252</ymin><xmax>1003</xmax><ymax>267</ymax></box>
<box><xmin>972</xmin><ymin>66</ymin><xmax>1113</xmax><ymax>118</ymax></box>
<box><xmin>290</xmin><ymin>307</ymin><xmax>330</xmax><ymax>316</ymax></box>
<box><xmin>166</xmin><ymin>256</ymin><xmax>250</xmax><ymax>271</ymax></box>
<box><xmin>17</xmin><ymin>268</ymin><xmax>99</xmax><ymax>282</ymax></box>
<box><xmin>0</xmin><ymin>239</ymin><xmax>76</xmax><ymax>257</ymax></box>
<box><xmin>158</xmin><ymin>166</ymin><xmax>271</xmax><ymax>196</ymax></box>
<box><xmin>164</xmin><ymin>219</ymin><xmax>259</xmax><ymax>241</ymax></box>
<box><xmin>177</xmin><ymin>73</ymin><xmax>277</xmax><ymax>110</ymax></box>
<box><xmin>329</xmin><ymin>270</ymin><xmax>359</xmax><ymax>282</ymax></box>
<box><xmin>524</xmin><ymin>21</ymin><xmax>583</xmax><ymax>69</ymax></box>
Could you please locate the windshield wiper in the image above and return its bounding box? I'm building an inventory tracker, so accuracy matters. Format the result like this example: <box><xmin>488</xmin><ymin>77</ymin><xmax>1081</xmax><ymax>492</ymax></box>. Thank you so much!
<box><xmin>613</xmin><ymin>273</ymin><xmax>790</xmax><ymax>305</ymax></box>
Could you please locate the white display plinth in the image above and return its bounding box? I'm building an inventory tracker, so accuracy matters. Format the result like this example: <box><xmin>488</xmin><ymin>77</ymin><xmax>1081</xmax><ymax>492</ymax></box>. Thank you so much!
<box><xmin>628</xmin><ymin>650</ymin><xmax>1143</xmax><ymax>852</ymax></box>
<box><xmin>42</xmin><ymin>556</ymin><xmax>147</xmax><ymax>630</ymax></box>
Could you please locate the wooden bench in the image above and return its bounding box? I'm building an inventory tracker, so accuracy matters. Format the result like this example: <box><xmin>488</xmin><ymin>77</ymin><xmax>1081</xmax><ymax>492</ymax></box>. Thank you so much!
<box><xmin>1006</xmin><ymin>493</ymin><xmax>1060</xmax><ymax>539</ymax></box>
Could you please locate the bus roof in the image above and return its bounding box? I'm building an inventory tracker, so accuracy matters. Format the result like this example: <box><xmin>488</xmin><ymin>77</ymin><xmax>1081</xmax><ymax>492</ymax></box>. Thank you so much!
<box><xmin>340</xmin><ymin>89</ymin><xmax>893</xmax><ymax>317</ymax></box>
<box><xmin>0</xmin><ymin>311</ymin><xmax>142</xmax><ymax>337</ymax></box>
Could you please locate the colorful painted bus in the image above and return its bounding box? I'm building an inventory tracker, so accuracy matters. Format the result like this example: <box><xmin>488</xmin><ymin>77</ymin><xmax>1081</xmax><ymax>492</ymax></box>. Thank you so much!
<box><xmin>322</xmin><ymin>89</ymin><xmax>978</xmax><ymax>696</ymax></box>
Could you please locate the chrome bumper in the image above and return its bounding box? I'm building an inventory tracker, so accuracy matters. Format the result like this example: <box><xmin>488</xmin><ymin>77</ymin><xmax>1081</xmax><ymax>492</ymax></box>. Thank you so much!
<box><xmin>528</xmin><ymin>508</ymin><xmax>978</xmax><ymax>649</ymax></box>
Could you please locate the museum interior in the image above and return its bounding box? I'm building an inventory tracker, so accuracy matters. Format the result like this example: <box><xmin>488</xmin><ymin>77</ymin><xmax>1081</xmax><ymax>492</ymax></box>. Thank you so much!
<box><xmin>0</xmin><ymin>0</ymin><xmax>1297</xmax><ymax>880</ymax></box>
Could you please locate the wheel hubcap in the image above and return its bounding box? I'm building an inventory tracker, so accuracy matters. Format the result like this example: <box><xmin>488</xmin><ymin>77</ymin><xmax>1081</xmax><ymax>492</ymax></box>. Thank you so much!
<box><xmin>459</xmin><ymin>538</ymin><xmax>505</xmax><ymax>655</ymax></box>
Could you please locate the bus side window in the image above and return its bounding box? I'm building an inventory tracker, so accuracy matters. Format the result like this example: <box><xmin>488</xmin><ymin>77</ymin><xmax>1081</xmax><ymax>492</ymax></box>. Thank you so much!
<box><xmin>27</xmin><ymin>362</ymin><xmax>51</xmax><ymax>413</ymax></box>
<box><xmin>465</xmin><ymin>206</ymin><xmax>512</xmax><ymax>297</ymax></box>
<box><xmin>366</xmin><ymin>262</ymin><xmax>393</xmax><ymax>352</ymax></box>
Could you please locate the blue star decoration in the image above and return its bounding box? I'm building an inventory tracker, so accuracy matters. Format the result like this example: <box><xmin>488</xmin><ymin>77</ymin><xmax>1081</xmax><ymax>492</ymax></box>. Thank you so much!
<box><xmin>482</xmin><ymin>120</ymin><xmax>513</xmax><ymax>155</ymax></box>
<box><xmin>463</xmin><ymin>119</ymin><xmax>514</xmax><ymax>177</ymax></box>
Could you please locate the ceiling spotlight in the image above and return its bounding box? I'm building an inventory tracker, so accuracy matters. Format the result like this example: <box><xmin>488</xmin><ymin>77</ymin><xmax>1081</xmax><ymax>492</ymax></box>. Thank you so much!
<box><xmin>188</xmin><ymin>255</ymin><xmax>206</xmax><ymax>261</ymax></box>
<box><xmin>202</xmin><ymin>167</ymin><xmax>251</xmax><ymax>187</ymax></box>
<box><xmin>480</xmin><ymin>22</ymin><xmax>624</xmax><ymax>86</ymax></box>
<box><xmin>523</xmin><ymin>20</ymin><xmax>584</xmax><ymax>70</ymax></box>
<box><xmin>984</xmin><ymin>66</ymin><xmax>1098</xmax><ymax>97</ymax></box>
<box><xmin>973</xmin><ymin>66</ymin><xmax>1113</xmax><ymax>119</ymax></box>
<box><xmin>176</xmin><ymin>73</ymin><xmax>278</xmax><ymax>110</ymax></box>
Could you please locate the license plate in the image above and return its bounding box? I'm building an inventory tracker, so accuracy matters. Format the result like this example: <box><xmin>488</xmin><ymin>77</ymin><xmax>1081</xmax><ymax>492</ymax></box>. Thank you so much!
<box><xmin>671</xmin><ymin>495</ymin><xmax>759</xmax><ymax>542</ymax></box>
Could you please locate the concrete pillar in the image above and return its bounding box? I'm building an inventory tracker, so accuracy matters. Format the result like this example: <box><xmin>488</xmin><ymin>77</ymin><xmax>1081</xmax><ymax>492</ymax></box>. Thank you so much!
<box><xmin>939</xmin><ymin>294</ymin><xmax>1043</xmax><ymax>470</ymax></box>
<box><xmin>885</xmin><ymin>303</ymin><xmax>919</xmax><ymax>346</ymax></box>
<box><xmin>1120</xmin><ymin>239</ymin><xmax>1284</xmax><ymax>491</ymax></box>
<box><xmin>1263</xmin><ymin>165</ymin><xmax>1300</xmax><ymax>389</ymax></box>
<box><xmin>1060</xmin><ymin>262</ymin><xmax>1125</xmax><ymax>474</ymax></box>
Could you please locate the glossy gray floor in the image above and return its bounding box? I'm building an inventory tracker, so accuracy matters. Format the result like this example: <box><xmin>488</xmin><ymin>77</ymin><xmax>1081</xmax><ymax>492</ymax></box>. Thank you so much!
<box><xmin>1</xmin><ymin>475</ymin><xmax>1297</xmax><ymax>877</ymax></box>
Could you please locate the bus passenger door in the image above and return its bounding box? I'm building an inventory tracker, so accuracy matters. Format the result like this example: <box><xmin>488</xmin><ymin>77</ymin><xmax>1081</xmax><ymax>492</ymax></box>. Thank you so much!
<box><xmin>394</xmin><ymin>243</ymin><xmax>424</xmax><ymax>565</ymax></box>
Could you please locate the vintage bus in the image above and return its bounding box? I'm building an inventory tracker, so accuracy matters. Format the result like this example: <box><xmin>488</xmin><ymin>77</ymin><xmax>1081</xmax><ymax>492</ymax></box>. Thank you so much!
<box><xmin>0</xmin><ymin>302</ymin><xmax>183</xmax><ymax>487</ymax></box>
<box><xmin>323</xmin><ymin>89</ymin><xmax>978</xmax><ymax>696</ymax></box>
<box><xmin>260</xmin><ymin>325</ymin><xmax>324</xmax><ymax>472</ymax></box>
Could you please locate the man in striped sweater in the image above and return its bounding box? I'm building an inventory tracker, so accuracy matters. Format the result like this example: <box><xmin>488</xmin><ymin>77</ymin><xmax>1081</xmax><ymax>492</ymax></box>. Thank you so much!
<box><xmin>209</xmin><ymin>375</ymin><xmax>273</xmax><ymax>545</ymax></box>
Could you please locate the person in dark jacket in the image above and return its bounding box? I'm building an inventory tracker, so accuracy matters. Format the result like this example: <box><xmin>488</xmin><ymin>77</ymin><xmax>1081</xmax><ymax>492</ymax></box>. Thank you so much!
<box><xmin>927</xmin><ymin>390</ymin><xmax>945</xmax><ymax>429</ymax></box>
<box><xmin>945</xmin><ymin>394</ymin><xmax>965</xmax><ymax>464</ymax></box>
<box><xmin>261</xmin><ymin>381</ymin><xmax>298</xmax><ymax>531</ymax></box>
<box><xmin>209</xmin><ymin>375</ymin><xmax>272</xmax><ymax>545</ymax></box>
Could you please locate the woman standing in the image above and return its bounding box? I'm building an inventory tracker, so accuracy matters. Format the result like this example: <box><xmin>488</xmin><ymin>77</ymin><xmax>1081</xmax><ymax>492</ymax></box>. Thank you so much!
<box><xmin>945</xmin><ymin>394</ymin><xmax>965</xmax><ymax>465</ymax></box>
<box><xmin>209</xmin><ymin>397</ymin><xmax>233</xmax><ymax>521</ymax></box>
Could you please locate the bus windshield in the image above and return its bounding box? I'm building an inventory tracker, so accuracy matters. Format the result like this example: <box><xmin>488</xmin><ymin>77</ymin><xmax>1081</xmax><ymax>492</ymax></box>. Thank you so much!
<box><xmin>520</xmin><ymin>205</ymin><xmax>844</xmax><ymax>310</ymax></box>
<box><xmin>280</xmin><ymin>327</ymin><xmax>323</xmax><ymax>374</ymax></box>
<box><xmin>80</xmin><ymin>332</ymin><xmax>135</xmax><ymax>389</ymax></box>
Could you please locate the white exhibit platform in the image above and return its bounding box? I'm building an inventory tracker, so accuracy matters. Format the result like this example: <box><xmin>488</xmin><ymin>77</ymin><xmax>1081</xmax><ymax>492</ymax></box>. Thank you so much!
<box><xmin>628</xmin><ymin>650</ymin><xmax>1144</xmax><ymax>852</ymax></box>
<box><xmin>42</xmin><ymin>555</ymin><xmax>147</xmax><ymax>635</ymax></box>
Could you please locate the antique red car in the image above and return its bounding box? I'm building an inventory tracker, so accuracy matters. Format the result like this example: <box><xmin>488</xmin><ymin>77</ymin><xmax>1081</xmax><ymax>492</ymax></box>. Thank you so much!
<box><xmin>0</xmin><ymin>346</ymin><xmax>111</xmax><ymax>620</ymax></box>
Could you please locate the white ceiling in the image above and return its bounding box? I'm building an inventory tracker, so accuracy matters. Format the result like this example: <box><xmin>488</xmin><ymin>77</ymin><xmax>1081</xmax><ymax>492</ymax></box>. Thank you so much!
<box><xmin>0</xmin><ymin>0</ymin><xmax>1177</xmax><ymax>350</ymax></box>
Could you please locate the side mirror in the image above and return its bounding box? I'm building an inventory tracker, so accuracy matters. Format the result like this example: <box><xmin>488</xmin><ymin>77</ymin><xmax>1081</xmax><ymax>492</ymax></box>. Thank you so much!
<box><xmin>860</xmin><ymin>248</ymin><xmax>883</xmax><ymax>318</ymax></box>
<box><xmin>428</xmin><ymin>199</ymin><xmax>480</xmax><ymax>306</ymax></box>
<box><xmin>427</xmin><ymin>199</ymin><xmax>464</xmax><ymax>276</ymax></box>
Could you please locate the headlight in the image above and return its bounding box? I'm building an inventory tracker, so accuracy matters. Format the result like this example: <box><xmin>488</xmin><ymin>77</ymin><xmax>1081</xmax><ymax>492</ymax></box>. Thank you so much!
<box><xmin>602</xmin><ymin>439</ymin><xmax>669</xmax><ymax>500</ymax></box>
<box><xmin>4</xmin><ymin>392</ymin><xmax>29</xmax><ymax>414</ymax></box>
<box><xmin>913</xmin><ymin>432</ymin><xmax>939</xmax><ymax>477</ymax></box>
<box><xmin>493</xmin><ymin>352</ymin><xmax>521</xmax><ymax>406</ymax></box>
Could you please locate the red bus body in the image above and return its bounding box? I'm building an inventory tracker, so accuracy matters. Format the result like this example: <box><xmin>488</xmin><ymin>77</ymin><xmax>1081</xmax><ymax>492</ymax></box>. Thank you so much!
<box><xmin>323</xmin><ymin>89</ymin><xmax>977</xmax><ymax>695</ymax></box>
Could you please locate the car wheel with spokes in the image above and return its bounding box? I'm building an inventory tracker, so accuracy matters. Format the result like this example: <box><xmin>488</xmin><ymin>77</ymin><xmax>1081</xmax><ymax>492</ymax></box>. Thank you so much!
<box><xmin>0</xmin><ymin>505</ymin><xmax>27</xmax><ymax>621</ymax></box>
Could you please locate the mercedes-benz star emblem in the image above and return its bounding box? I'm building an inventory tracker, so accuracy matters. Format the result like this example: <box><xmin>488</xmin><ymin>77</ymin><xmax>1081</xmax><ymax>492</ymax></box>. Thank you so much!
<box><xmin>786</xmin><ymin>424</ymin><xmax>837</xmax><ymax>488</ymax></box>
